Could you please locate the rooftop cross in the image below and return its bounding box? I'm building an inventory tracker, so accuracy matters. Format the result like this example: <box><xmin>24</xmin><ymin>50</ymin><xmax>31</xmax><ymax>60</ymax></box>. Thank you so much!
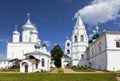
<box><xmin>78</xmin><ymin>12</ymin><xmax>80</xmax><ymax>17</ymax></box>
<box><xmin>15</xmin><ymin>24</ymin><xmax>18</xmax><ymax>31</ymax></box>
<box><xmin>27</xmin><ymin>13</ymin><xmax>31</xmax><ymax>19</ymax></box>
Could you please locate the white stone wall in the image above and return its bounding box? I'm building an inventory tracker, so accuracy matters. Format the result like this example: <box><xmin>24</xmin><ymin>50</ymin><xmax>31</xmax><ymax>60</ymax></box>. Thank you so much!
<box><xmin>88</xmin><ymin>33</ymin><xmax>107</xmax><ymax>70</ymax></box>
<box><xmin>106</xmin><ymin>33</ymin><xmax>120</xmax><ymax>71</ymax></box>
<box><xmin>7</xmin><ymin>43</ymin><xmax>36</xmax><ymax>59</ymax></box>
<box><xmin>38</xmin><ymin>55</ymin><xmax>50</xmax><ymax>71</ymax></box>
<box><xmin>20</xmin><ymin>54</ymin><xmax>51</xmax><ymax>73</ymax></box>
<box><xmin>13</xmin><ymin>34</ymin><xmax>20</xmax><ymax>43</ymax></box>
<box><xmin>0</xmin><ymin>61</ymin><xmax>9</xmax><ymax>68</ymax></box>
<box><xmin>30</xmin><ymin>34</ymin><xmax>38</xmax><ymax>43</ymax></box>
<box><xmin>88</xmin><ymin>32</ymin><xmax>120</xmax><ymax>71</ymax></box>
<box><xmin>107</xmin><ymin>51</ymin><xmax>120</xmax><ymax>71</ymax></box>
<box><xmin>22</xmin><ymin>30</ymin><xmax>31</xmax><ymax>42</ymax></box>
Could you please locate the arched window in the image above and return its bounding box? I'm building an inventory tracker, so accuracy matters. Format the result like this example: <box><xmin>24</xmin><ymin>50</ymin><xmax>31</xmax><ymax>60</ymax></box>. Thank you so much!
<box><xmin>67</xmin><ymin>43</ymin><xmax>70</xmax><ymax>47</ymax></box>
<box><xmin>80</xmin><ymin>35</ymin><xmax>84</xmax><ymax>42</ymax></box>
<box><xmin>74</xmin><ymin>35</ymin><xmax>77</xmax><ymax>42</ymax></box>
<box><xmin>41</xmin><ymin>58</ymin><xmax>45</xmax><ymax>67</ymax></box>
<box><xmin>81</xmin><ymin>54</ymin><xmax>84</xmax><ymax>59</ymax></box>
<box><xmin>67</xmin><ymin>50</ymin><xmax>70</xmax><ymax>54</ymax></box>
<box><xmin>99</xmin><ymin>46</ymin><xmax>101</xmax><ymax>51</ymax></box>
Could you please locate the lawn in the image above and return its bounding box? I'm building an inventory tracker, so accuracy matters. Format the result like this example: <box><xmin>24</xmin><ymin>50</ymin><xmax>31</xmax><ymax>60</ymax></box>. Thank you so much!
<box><xmin>0</xmin><ymin>73</ymin><xmax>117</xmax><ymax>81</ymax></box>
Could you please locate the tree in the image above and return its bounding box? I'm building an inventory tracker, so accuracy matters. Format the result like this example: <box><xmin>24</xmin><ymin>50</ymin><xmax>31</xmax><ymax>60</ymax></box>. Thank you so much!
<box><xmin>50</xmin><ymin>45</ymin><xmax>64</xmax><ymax>68</ymax></box>
<box><xmin>92</xmin><ymin>33</ymin><xmax>100</xmax><ymax>40</ymax></box>
<box><xmin>88</xmin><ymin>40</ymin><xmax>93</xmax><ymax>44</ymax></box>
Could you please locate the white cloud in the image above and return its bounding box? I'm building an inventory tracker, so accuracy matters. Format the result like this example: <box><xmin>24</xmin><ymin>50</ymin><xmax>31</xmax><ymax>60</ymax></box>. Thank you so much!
<box><xmin>0</xmin><ymin>37</ymin><xmax>11</xmax><ymax>43</ymax></box>
<box><xmin>43</xmin><ymin>41</ymin><xmax>51</xmax><ymax>47</ymax></box>
<box><xmin>75</xmin><ymin>0</ymin><xmax>120</xmax><ymax>25</ymax></box>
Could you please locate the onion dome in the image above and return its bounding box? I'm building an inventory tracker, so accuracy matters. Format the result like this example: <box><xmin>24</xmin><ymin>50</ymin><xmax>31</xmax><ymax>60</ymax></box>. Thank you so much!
<box><xmin>42</xmin><ymin>43</ymin><xmax>46</xmax><ymax>47</ymax></box>
<box><xmin>30</xmin><ymin>29</ymin><xmax>38</xmax><ymax>34</ymax></box>
<box><xmin>34</xmin><ymin>43</ymin><xmax>41</xmax><ymax>49</ymax></box>
<box><xmin>12</xmin><ymin>25</ymin><xmax>20</xmax><ymax>35</ymax></box>
<box><xmin>22</xmin><ymin>13</ymin><xmax>37</xmax><ymax>31</ymax></box>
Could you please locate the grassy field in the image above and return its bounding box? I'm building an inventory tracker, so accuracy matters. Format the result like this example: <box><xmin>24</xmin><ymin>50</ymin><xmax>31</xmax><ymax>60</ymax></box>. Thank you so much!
<box><xmin>0</xmin><ymin>73</ymin><xmax>117</xmax><ymax>81</ymax></box>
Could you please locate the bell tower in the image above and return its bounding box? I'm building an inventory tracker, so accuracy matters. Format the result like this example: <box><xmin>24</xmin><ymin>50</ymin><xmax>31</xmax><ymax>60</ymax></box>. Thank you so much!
<box><xmin>71</xmin><ymin>13</ymin><xmax>88</xmax><ymax>66</ymax></box>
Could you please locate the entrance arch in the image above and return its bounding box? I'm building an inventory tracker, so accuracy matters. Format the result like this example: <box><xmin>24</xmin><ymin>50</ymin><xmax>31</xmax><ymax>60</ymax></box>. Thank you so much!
<box><xmin>22</xmin><ymin>62</ymin><xmax>28</xmax><ymax>72</ymax></box>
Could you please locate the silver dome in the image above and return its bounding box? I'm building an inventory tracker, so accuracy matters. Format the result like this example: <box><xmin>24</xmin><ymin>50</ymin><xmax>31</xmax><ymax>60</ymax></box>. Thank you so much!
<box><xmin>30</xmin><ymin>29</ymin><xmax>38</xmax><ymax>34</ymax></box>
<box><xmin>13</xmin><ymin>30</ymin><xmax>20</xmax><ymax>35</ymax></box>
<box><xmin>22</xmin><ymin>17</ymin><xmax>37</xmax><ymax>31</ymax></box>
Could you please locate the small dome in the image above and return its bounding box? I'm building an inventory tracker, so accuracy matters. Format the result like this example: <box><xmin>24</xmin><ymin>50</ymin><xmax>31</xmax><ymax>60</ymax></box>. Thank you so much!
<box><xmin>42</xmin><ymin>43</ymin><xmax>46</xmax><ymax>47</ymax></box>
<box><xmin>30</xmin><ymin>29</ymin><xmax>38</xmax><ymax>34</ymax></box>
<box><xmin>22</xmin><ymin>19</ymin><xmax>36</xmax><ymax>31</ymax></box>
<box><xmin>34</xmin><ymin>43</ymin><xmax>41</xmax><ymax>49</ymax></box>
<box><xmin>13</xmin><ymin>25</ymin><xmax>20</xmax><ymax>35</ymax></box>
<box><xmin>13</xmin><ymin>30</ymin><xmax>20</xmax><ymax>35</ymax></box>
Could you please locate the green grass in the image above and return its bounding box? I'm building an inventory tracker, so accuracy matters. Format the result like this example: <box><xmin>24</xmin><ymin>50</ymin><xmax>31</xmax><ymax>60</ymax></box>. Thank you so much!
<box><xmin>0</xmin><ymin>73</ymin><xmax>117</xmax><ymax>81</ymax></box>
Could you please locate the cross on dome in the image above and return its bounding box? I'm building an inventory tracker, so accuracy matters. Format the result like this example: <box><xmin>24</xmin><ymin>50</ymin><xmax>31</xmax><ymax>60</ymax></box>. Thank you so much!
<box><xmin>15</xmin><ymin>24</ymin><xmax>18</xmax><ymax>31</ymax></box>
<box><xmin>78</xmin><ymin>13</ymin><xmax>80</xmax><ymax>17</ymax></box>
<box><xmin>13</xmin><ymin>24</ymin><xmax>20</xmax><ymax>35</ymax></box>
<box><xmin>27</xmin><ymin>13</ymin><xmax>31</xmax><ymax>19</ymax></box>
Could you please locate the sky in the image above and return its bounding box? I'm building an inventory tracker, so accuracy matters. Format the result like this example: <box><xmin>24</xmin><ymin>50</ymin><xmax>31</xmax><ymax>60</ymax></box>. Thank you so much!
<box><xmin>0</xmin><ymin>0</ymin><xmax>120</xmax><ymax>59</ymax></box>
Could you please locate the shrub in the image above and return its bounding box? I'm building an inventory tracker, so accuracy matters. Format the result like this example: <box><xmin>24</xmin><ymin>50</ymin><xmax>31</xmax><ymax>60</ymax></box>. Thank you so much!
<box><xmin>15</xmin><ymin>68</ymin><xmax>19</xmax><ymax>72</ymax></box>
<box><xmin>40</xmin><ymin>69</ymin><xmax>47</xmax><ymax>73</ymax></box>
<box><xmin>72</xmin><ymin>65</ymin><xmax>94</xmax><ymax>72</ymax></box>
<box><xmin>58</xmin><ymin>67</ymin><xmax>64</xmax><ymax>73</ymax></box>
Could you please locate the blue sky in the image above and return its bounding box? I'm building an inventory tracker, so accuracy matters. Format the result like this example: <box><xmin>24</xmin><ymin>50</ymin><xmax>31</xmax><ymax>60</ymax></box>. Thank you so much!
<box><xmin>0</xmin><ymin>0</ymin><xmax>120</xmax><ymax>58</ymax></box>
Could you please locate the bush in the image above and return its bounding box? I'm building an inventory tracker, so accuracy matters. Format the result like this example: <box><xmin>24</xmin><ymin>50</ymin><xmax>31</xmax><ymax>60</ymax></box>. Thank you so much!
<box><xmin>58</xmin><ymin>67</ymin><xmax>64</xmax><ymax>73</ymax></box>
<box><xmin>15</xmin><ymin>68</ymin><xmax>19</xmax><ymax>72</ymax></box>
<box><xmin>40</xmin><ymin>69</ymin><xmax>47</xmax><ymax>73</ymax></box>
<box><xmin>72</xmin><ymin>65</ymin><xmax>94</xmax><ymax>72</ymax></box>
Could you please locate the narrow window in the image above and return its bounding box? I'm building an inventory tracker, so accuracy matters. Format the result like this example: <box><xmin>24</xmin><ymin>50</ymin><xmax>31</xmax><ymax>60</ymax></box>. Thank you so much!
<box><xmin>36</xmin><ymin>60</ymin><xmax>38</xmax><ymax>69</ymax></box>
<box><xmin>41</xmin><ymin>58</ymin><xmax>45</xmax><ymax>67</ymax></box>
<box><xmin>91</xmin><ymin>48</ymin><xmax>94</xmax><ymax>56</ymax></box>
<box><xmin>81</xmin><ymin>54</ymin><xmax>84</xmax><ymax>59</ymax></box>
<box><xmin>99</xmin><ymin>46</ymin><xmax>101</xmax><ymax>51</ymax></box>
<box><xmin>116</xmin><ymin>42</ymin><xmax>120</xmax><ymax>47</ymax></box>
<box><xmin>80</xmin><ymin>35</ymin><xmax>84</xmax><ymax>42</ymax></box>
<box><xmin>74</xmin><ymin>35</ymin><xmax>77</xmax><ymax>42</ymax></box>
<box><xmin>67</xmin><ymin>43</ymin><xmax>70</xmax><ymax>47</ymax></box>
<box><xmin>67</xmin><ymin>50</ymin><xmax>70</xmax><ymax>54</ymax></box>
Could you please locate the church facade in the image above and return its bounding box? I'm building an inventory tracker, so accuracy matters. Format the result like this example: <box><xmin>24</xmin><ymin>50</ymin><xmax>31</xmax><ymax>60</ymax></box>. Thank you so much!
<box><xmin>62</xmin><ymin>13</ymin><xmax>120</xmax><ymax>71</ymax></box>
<box><xmin>0</xmin><ymin>13</ymin><xmax>51</xmax><ymax>72</ymax></box>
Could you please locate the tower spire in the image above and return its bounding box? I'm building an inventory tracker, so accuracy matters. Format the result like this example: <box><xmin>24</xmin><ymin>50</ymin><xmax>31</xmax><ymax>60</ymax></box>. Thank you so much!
<box><xmin>76</xmin><ymin>12</ymin><xmax>84</xmax><ymax>26</ymax></box>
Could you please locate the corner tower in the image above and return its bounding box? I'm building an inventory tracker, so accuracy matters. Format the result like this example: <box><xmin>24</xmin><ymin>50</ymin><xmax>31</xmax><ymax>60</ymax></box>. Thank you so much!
<box><xmin>71</xmin><ymin>13</ymin><xmax>88</xmax><ymax>66</ymax></box>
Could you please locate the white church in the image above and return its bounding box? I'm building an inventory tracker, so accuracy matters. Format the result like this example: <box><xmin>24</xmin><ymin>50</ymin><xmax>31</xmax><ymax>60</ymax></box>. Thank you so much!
<box><xmin>0</xmin><ymin>13</ymin><xmax>51</xmax><ymax>72</ymax></box>
<box><xmin>62</xmin><ymin>13</ymin><xmax>120</xmax><ymax>71</ymax></box>
<box><xmin>0</xmin><ymin>12</ymin><xmax>120</xmax><ymax>72</ymax></box>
